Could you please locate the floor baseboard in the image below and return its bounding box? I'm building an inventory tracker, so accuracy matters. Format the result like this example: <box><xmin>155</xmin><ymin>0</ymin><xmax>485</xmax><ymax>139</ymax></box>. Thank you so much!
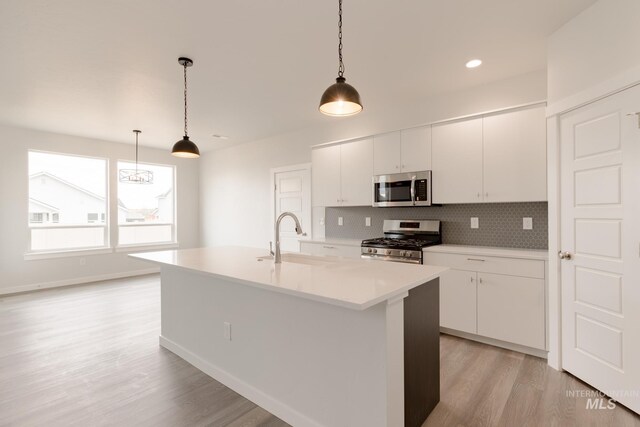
<box><xmin>0</xmin><ymin>268</ymin><xmax>160</xmax><ymax>296</ymax></box>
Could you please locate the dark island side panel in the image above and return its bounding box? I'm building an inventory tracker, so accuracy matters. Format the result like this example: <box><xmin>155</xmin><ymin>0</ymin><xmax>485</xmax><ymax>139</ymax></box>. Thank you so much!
<box><xmin>404</xmin><ymin>278</ymin><xmax>440</xmax><ymax>427</ymax></box>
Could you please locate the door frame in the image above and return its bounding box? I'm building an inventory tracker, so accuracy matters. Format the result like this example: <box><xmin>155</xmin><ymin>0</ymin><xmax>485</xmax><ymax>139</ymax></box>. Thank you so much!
<box><xmin>546</xmin><ymin>77</ymin><xmax>640</xmax><ymax>371</ymax></box>
<box><xmin>269</xmin><ymin>163</ymin><xmax>312</xmax><ymax>245</ymax></box>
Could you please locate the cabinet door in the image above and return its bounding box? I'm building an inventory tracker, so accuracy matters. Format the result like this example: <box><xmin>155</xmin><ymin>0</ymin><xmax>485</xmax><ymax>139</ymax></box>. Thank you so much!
<box><xmin>340</xmin><ymin>138</ymin><xmax>373</xmax><ymax>206</ymax></box>
<box><xmin>311</xmin><ymin>145</ymin><xmax>341</xmax><ymax>207</ymax></box>
<box><xmin>477</xmin><ymin>273</ymin><xmax>545</xmax><ymax>350</ymax></box>
<box><xmin>432</xmin><ymin>118</ymin><xmax>483</xmax><ymax>203</ymax></box>
<box><xmin>439</xmin><ymin>269</ymin><xmax>477</xmax><ymax>334</ymax></box>
<box><xmin>400</xmin><ymin>126</ymin><xmax>431</xmax><ymax>172</ymax></box>
<box><xmin>483</xmin><ymin>106</ymin><xmax>547</xmax><ymax>202</ymax></box>
<box><xmin>373</xmin><ymin>131</ymin><xmax>401</xmax><ymax>175</ymax></box>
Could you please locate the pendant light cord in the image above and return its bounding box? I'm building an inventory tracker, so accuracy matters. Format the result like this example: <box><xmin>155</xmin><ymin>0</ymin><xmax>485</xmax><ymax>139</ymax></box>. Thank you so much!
<box><xmin>134</xmin><ymin>130</ymin><xmax>140</xmax><ymax>173</ymax></box>
<box><xmin>183</xmin><ymin>63</ymin><xmax>189</xmax><ymax>137</ymax></box>
<box><xmin>338</xmin><ymin>0</ymin><xmax>344</xmax><ymax>77</ymax></box>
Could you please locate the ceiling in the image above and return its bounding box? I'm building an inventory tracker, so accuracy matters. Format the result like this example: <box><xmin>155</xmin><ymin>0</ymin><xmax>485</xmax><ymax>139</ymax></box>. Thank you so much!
<box><xmin>0</xmin><ymin>0</ymin><xmax>595</xmax><ymax>152</ymax></box>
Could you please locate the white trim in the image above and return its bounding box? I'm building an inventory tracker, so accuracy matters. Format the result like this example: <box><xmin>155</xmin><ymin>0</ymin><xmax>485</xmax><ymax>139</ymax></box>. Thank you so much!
<box><xmin>311</xmin><ymin>100</ymin><xmax>547</xmax><ymax>149</ymax></box>
<box><xmin>24</xmin><ymin>247</ymin><xmax>113</xmax><ymax>260</ymax></box>
<box><xmin>159</xmin><ymin>335</ymin><xmax>323</xmax><ymax>427</ymax></box>
<box><xmin>440</xmin><ymin>328</ymin><xmax>548</xmax><ymax>359</ymax></box>
<box><xmin>546</xmin><ymin>115</ymin><xmax>562</xmax><ymax>370</ymax></box>
<box><xmin>0</xmin><ymin>268</ymin><xmax>159</xmax><ymax>296</ymax></box>
<box><xmin>546</xmin><ymin>65</ymin><xmax>640</xmax><ymax>117</ymax></box>
<box><xmin>115</xmin><ymin>242</ymin><xmax>179</xmax><ymax>253</ymax></box>
<box><xmin>269</xmin><ymin>163</ymin><xmax>313</xmax><ymax>245</ymax></box>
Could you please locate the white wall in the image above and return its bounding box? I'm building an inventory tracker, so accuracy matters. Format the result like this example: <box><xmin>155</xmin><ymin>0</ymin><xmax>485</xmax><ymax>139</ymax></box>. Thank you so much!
<box><xmin>547</xmin><ymin>0</ymin><xmax>640</xmax><ymax>106</ymax></box>
<box><xmin>200</xmin><ymin>70</ymin><xmax>546</xmax><ymax>249</ymax></box>
<box><xmin>0</xmin><ymin>124</ymin><xmax>200</xmax><ymax>293</ymax></box>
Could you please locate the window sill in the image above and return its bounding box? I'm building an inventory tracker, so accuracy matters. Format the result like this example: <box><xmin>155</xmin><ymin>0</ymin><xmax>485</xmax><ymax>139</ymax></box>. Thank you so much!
<box><xmin>115</xmin><ymin>242</ymin><xmax>179</xmax><ymax>253</ymax></box>
<box><xmin>24</xmin><ymin>247</ymin><xmax>113</xmax><ymax>261</ymax></box>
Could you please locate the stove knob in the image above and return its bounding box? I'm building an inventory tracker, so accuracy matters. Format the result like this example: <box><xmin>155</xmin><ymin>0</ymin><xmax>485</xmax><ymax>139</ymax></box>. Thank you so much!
<box><xmin>400</xmin><ymin>251</ymin><xmax>406</xmax><ymax>257</ymax></box>
<box><xmin>371</xmin><ymin>248</ymin><xmax>377</xmax><ymax>254</ymax></box>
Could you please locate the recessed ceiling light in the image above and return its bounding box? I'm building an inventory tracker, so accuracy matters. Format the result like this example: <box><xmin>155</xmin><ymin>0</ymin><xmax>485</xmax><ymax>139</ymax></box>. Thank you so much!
<box><xmin>212</xmin><ymin>134</ymin><xmax>229</xmax><ymax>140</ymax></box>
<box><xmin>466</xmin><ymin>59</ymin><xmax>482</xmax><ymax>69</ymax></box>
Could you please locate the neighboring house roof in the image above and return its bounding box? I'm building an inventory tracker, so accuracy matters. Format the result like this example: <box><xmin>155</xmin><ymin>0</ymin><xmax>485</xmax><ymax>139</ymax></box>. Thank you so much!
<box><xmin>29</xmin><ymin>197</ymin><xmax>59</xmax><ymax>212</ymax></box>
<box><xmin>156</xmin><ymin>188</ymin><xmax>172</xmax><ymax>199</ymax></box>
<box><xmin>30</xmin><ymin>172</ymin><xmax>105</xmax><ymax>202</ymax></box>
<box><xmin>29</xmin><ymin>172</ymin><xmax>130</xmax><ymax>213</ymax></box>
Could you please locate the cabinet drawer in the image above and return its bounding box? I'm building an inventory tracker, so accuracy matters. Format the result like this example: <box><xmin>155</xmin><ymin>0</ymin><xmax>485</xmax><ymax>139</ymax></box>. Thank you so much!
<box><xmin>300</xmin><ymin>242</ymin><xmax>361</xmax><ymax>259</ymax></box>
<box><xmin>423</xmin><ymin>252</ymin><xmax>544</xmax><ymax>279</ymax></box>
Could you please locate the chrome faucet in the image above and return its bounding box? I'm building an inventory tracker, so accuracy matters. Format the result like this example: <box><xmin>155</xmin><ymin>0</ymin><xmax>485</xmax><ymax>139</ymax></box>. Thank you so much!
<box><xmin>274</xmin><ymin>212</ymin><xmax>304</xmax><ymax>264</ymax></box>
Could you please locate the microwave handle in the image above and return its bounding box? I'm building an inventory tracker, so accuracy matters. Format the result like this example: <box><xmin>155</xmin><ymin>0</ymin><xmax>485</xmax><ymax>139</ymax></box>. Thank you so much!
<box><xmin>410</xmin><ymin>175</ymin><xmax>416</xmax><ymax>205</ymax></box>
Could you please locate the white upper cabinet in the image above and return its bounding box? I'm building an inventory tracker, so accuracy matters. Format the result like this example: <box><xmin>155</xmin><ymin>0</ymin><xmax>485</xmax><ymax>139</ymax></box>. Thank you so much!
<box><xmin>340</xmin><ymin>138</ymin><xmax>373</xmax><ymax>206</ymax></box>
<box><xmin>483</xmin><ymin>106</ymin><xmax>547</xmax><ymax>202</ymax></box>
<box><xmin>373</xmin><ymin>128</ymin><xmax>432</xmax><ymax>175</ymax></box>
<box><xmin>400</xmin><ymin>126</ymin><xmax>432</xmax><ymax>172</ymax></box>
<box><xmin>312</xmin><ymin>144</ymin><xmax>341</xmax><ymax>207</ymax></box>
<box><xmin>311</xmin><ymin>138</ymin><xmax>373</xmax><ymax>207</ymax></box>
<box><xmin>373</xmin><ymin>132</ymin><xmax>401</xmax><ymax>175</ymax></box>
<box><xmin>432</xmin><ymin>118</ymin><xmax>484</xmax><ymax>204</ymax></box>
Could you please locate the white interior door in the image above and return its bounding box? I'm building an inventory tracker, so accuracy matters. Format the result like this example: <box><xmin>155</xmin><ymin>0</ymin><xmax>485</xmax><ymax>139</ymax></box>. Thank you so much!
<box><xmin>274</xmin><ymin>167</ymin><xmax>311</xmax><ymax>253</ymax></box>
<box><xmin>560</xmin><ymin>84</ymin><xmax>640</xmax><ymax>413</ymax></box>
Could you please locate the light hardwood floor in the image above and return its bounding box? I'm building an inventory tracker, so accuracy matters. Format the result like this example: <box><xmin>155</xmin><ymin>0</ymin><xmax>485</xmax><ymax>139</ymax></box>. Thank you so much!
<box><xmin>0</xmin><ymin>275</ymin><xmax>638</xmax><ymax>427</ymax></box>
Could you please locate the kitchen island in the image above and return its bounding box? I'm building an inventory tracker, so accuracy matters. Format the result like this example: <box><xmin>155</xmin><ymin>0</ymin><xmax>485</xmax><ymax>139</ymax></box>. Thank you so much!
<box><xmin>131</xmin><ymin>247</ymin><xmax>448</xmax><ymax>427</ymax></box>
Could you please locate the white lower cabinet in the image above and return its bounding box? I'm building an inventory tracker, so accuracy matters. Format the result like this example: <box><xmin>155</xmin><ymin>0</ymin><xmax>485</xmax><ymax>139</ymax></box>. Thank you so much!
<box><xmin>439</xmin><ymin>270</ymin><xmax>477</xmax><ymax>334</ymax></box>
<box><xmin>476</xmin><ymin>273</ymin><xmax>545</xmax><ymax>350</ymax></box>
<box><xmin>425</xmin><ymin>249</ymin><xmax>547</xmax><ymax>352</ymax></box>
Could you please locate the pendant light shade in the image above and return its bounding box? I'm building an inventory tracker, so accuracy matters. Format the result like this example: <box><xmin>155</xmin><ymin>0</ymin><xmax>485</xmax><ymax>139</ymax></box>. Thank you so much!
<box><xmin>171</xmin><ymin>135</ymin><xmax>200</xmax><ymax>158</ymax></box>
<box><xmin>319</xmin><ymin>77</ymin><xmax>362</xmax><ymax>116</ymax></box>
<box><xmin>319</xmin><ymin>0</ymin><xmax>362</xmax><ymax>117</ymax></box>
<box><xmin>171</xmin><ymin>57</ymin><xmax>200</xmax><ymax>158</ymax></box>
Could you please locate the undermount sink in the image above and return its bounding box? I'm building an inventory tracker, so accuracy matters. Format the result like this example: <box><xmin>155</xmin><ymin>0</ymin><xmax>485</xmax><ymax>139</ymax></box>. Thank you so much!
<box><xmin>256</xmin><ymin>253</ymin><xmax>335</xmax><ymax>266</ymax></box>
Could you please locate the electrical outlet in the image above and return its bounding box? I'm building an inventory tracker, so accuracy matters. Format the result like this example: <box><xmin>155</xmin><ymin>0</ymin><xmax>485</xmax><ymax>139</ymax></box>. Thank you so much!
<box><xmin>79</xmin><ymin>257</ymin><xmax>86</xmax><ymax>266</ymax></box>
<box><xmin>470</xmin><ymin>217</ymin><xmax>479</xmax><ymax>229</ymax></box>
<box><xmin>319</xmin><ymin>217</ymin><xmax>325</xmax><ymax>226</ymax></box>
<box><xmin>523</xmin><ymin>217</ymin><xmax>533</xmax><ymax>230</ymax></box>
<box><xmin>224</xmin><ymin>322</ymin><xmax>232</xmax><ymax>341</ymax></box>
<box><xmin>338</xmin><ymin>217</ymin><xmax>343</xmax><ymax>226</ymax></box>
<box><xmin>365</xmin><ymin>217</ymin><xmax>371</xmax><ymax>227</ymax></box>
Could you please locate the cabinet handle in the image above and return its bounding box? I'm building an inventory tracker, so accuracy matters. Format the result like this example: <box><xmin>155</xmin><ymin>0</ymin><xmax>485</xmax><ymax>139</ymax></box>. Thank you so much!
<box><xmin>467</xmin><ymin>258</ymin><xmax>486</xmax><ymax>262</ymax></box>
<box><xmin>470</xmin><ymin>276</ymin><xmax>474</xmax><ymax>283</ymax></box>
<box><xmin>479</xmin><ymin>277</ymin><xmax>483</xmax><ymax>284</ymax></box>
<box><xmin>395</xmin><ymin>165</ymin><xmax>399</xmax><ymax>169</ymax></box>
<box><xmin>402</xmin><ymin>164</ymin><xmax>406</xmax><ymax>169</ymax></box>
<box><xmin>485</xmin><ymin>192</ymin><xmax>489</xmax><ymax>198</ymax></box>
<box><xmin>477</xmin><ymin>192</ymin><xmax>480</xmax><ymax>198</ymax></box>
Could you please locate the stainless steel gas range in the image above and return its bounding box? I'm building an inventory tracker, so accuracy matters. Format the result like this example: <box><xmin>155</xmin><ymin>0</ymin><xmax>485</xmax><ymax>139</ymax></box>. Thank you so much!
<box><xmin>361</xmin><ymin>219</ymin><xmax>441</xmax><ymax>264</ymax></box>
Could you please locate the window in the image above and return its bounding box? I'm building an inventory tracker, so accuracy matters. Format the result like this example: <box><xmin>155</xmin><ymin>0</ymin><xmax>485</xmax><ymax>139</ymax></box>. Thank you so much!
<box><xmin>117</xmin><ymin>161</ymin><xmax>175</xmax><ymax>246</ymax></box>
<box><xmin>28</xmin><ymin>151</ymin><xmax>108</xmax><ymax>252</ymax></box>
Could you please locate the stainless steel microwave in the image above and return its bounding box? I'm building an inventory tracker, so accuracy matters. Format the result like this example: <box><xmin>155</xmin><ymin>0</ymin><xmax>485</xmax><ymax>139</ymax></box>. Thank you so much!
<box><xmin>372</xmin><ymin>171</ymin><xmax>432</xmax><ymax>207</ymax></box>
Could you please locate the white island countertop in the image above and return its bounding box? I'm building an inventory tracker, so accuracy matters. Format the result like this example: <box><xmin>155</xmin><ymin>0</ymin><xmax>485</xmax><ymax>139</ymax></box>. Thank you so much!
<box><xmin>131</xmin><ymin>246</ymin><xmax>448</xmax><ymax>311</ymax></box>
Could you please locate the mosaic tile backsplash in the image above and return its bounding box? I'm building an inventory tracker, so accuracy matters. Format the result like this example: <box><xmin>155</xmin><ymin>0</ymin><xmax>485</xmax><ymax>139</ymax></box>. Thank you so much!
<box><xmin>325</xmin><ymin>202</ymin><xmax>548</xmax><ymax>249</ymax></box>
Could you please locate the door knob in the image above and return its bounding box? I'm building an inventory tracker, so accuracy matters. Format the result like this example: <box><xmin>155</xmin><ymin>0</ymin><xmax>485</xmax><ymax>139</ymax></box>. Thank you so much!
<box><xmin>558</xmin><ymin>251</ymin><xmax>573</xmax><ymax>260</ymax></box>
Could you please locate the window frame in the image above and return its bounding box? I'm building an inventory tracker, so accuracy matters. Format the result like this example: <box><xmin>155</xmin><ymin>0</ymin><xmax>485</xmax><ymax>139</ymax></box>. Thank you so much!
<box><xmin>115</xmin><ymin>159</ymin><xmax>177</xmax><ymax>249</ymax></box>
<box><xmin>26</xmin><ymin>150</ymin><xmax>110</xmax><ymax>256</ymax></box>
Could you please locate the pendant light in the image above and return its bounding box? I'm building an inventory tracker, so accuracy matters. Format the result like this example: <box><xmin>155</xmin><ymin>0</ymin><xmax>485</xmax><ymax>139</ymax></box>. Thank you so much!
<box><xmin>171</xmin><ymin>57</ymin><xmax>200</xmax><ymax>158</ymax></box>
<box><xmin>119</xmin><ymin>130</ymin><xmax>153</xmax><ymax>184</ymax></box>
<box><xmin>319</xmin><ymin>0</ymin><xmax>362</xmax><ymax>117</ymax></box>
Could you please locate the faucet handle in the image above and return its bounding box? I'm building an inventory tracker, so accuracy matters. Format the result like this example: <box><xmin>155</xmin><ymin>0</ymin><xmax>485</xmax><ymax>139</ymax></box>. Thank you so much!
<box><xmin>269</xmin><ymin>241</ymin><xmax>274</xmax><ymax>256</ymax></box>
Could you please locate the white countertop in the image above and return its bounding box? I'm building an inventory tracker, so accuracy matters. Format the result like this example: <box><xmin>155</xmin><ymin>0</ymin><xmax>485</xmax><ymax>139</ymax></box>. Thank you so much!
<box><xmin>131</xmin><ymin>247</ymin><xmax>448</xmax><ymax>311</ymax></box>
<box><xmin>423</xmin><ymin>244</ymin><xmax>548</xmax><ymax>260</ymax></box>
<box><xmin>299</xmin><ymin>238</ymin><xmax>362</xmax><ymax>246</ymax></box>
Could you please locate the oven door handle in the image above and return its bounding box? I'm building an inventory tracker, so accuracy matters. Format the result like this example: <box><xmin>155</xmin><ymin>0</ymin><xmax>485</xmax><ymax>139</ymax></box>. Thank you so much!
<box><xmin>410</xmin><ymin>175</ymin><xmax>416</xmax><ymax>206</ymax></box>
